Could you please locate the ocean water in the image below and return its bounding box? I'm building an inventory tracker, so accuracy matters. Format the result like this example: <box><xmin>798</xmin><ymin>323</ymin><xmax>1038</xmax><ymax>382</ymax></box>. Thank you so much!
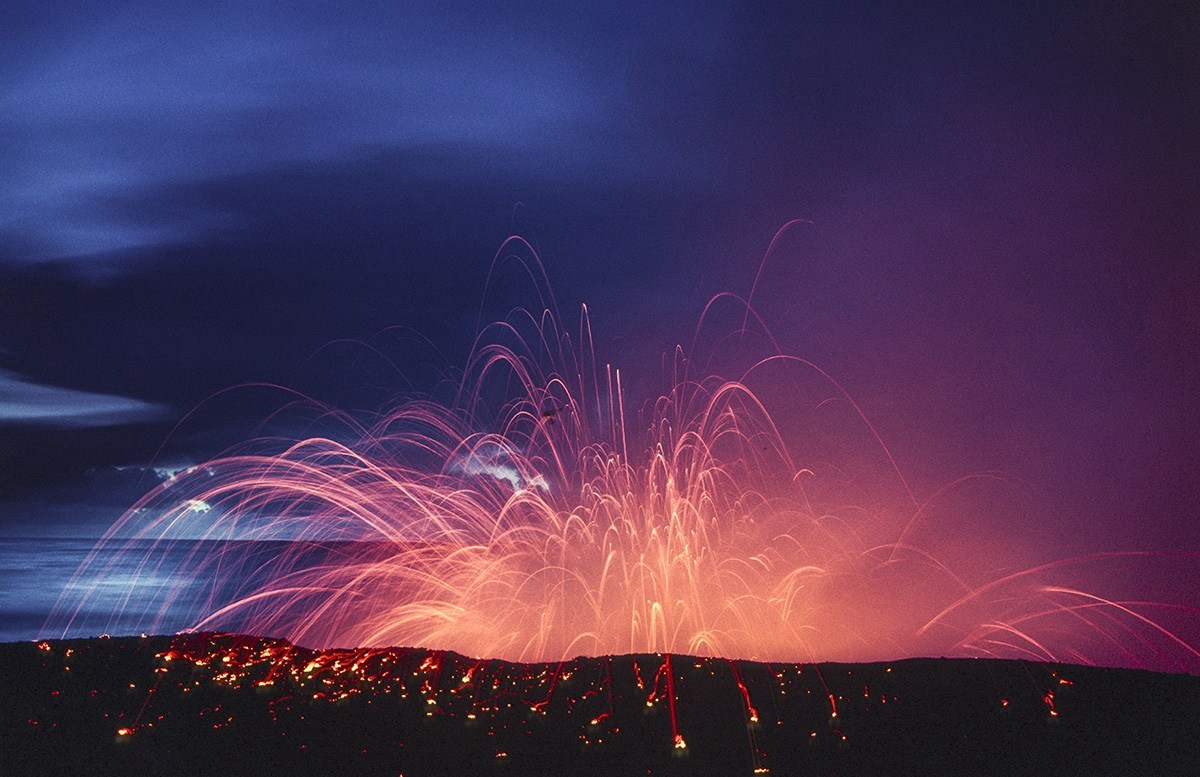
<box><xmin>0</xmin><ymin>537</ymin><xmax>343</xmax><ymax>644</ymax></box>
<box><xmin>0</xmin><ymin>537</ymin><xmax>192</xmax><ymax>642</ymax></box>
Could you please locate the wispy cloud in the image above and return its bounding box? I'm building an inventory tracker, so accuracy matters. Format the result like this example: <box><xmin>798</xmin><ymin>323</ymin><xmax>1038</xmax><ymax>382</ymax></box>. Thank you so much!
<box><xmin>0</xmin><ymin>2</ymin><xmax>606</xmax><ymax>264</ymax></box>
<box><xmin>0</xmin><ymin>369</ymin><xmax>168</xmax><ymax>427</ymax></box>
<box><xmin>452</xmin><ymin>448</ymin><xmax>549</xmax><ymax>494</ymax></box>
<box><xmin>112</xmin><ymin>461</ymin><xmax>204</xmax><ymax>483</ymax></box>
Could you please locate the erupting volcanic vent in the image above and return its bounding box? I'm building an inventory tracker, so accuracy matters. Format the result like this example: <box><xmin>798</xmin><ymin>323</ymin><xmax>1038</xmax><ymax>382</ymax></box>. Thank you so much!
<box><xmin>51</xmin><ymin>236</ymin><xmax>1200</xmax><ymax>671</ymax></box>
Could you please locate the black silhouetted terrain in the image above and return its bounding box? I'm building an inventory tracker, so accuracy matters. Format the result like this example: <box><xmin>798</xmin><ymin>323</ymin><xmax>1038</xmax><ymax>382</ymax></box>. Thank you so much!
<box><xmin>4</xmin><ymin>633</ymin><xmax>1198</xmax><ymax>776</ymax></box>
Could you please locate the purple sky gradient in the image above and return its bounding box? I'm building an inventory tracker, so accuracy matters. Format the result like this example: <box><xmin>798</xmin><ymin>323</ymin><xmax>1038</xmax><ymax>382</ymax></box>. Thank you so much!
<box><xmin>0</xmin><ymin>0</ymin><xmax>1196</xmax><ymax>572</ymax></box>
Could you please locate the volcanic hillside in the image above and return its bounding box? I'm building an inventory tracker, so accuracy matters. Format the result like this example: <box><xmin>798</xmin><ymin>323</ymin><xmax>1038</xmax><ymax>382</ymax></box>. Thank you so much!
<box><xmin>4</xmin><ymin>634</ymin><xmax>1199</xmax><ymax>776</ymax></box>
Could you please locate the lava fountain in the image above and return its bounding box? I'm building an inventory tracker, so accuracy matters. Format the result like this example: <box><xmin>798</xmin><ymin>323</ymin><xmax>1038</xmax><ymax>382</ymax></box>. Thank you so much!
<box><xmin>52</xmin><ymin>235</ymin><xmax>1200</xmax><ymax>671</ymax></box>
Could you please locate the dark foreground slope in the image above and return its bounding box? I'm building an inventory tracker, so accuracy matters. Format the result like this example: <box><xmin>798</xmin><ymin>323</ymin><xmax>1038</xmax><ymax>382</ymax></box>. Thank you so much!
<box><xmin>3</xmin><ymin>634</ymin><xmax>1198</xmax><ymax>776</ymax></box>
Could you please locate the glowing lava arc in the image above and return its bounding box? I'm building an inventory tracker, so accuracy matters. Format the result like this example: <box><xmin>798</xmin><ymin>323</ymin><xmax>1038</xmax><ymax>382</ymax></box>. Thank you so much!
<box><xmin>54</xmin><ymin>237</ymin><xmax>1200</xmax><ymax>672</ymax></box>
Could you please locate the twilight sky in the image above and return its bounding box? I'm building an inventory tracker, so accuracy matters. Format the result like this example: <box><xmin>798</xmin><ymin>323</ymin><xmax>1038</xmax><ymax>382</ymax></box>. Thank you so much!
<box><xmin>0</xmin><ymin>0</ymin><xmax>1197</xmax><ymax>566</ymax></box>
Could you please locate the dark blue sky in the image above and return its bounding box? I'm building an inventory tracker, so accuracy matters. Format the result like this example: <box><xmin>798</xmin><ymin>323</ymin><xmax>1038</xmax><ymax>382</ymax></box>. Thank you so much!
<box><xmin>1</xmin><ymin>0</ymin><xmax>1197</xmax><ymax>563</ymax></box>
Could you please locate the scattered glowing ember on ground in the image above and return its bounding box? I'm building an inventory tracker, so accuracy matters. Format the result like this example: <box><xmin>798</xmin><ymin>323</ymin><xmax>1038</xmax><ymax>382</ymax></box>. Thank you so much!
<box><xmin>13</xmin><ymin>633</ymin><xmax>1200</xmax><ymax>776</ymax></box>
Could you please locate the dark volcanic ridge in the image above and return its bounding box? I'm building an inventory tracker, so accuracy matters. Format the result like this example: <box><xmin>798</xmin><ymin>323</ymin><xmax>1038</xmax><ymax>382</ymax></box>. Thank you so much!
<box><xmin>4</xmin><ymin>633</ymin><xmax>1199</xmax><ymax>776</ymax></box>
